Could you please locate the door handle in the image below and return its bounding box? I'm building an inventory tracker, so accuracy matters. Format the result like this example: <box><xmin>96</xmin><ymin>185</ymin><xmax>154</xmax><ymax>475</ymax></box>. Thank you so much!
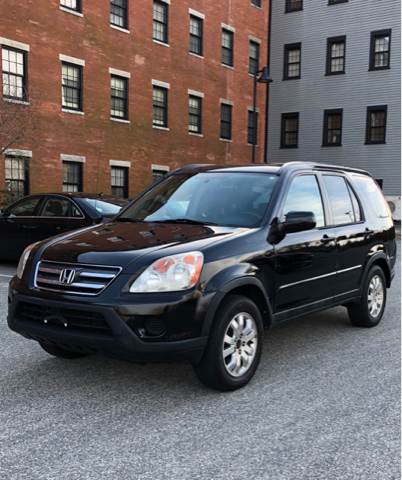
<box><xmin>321</xmin><ymin>234</ymin><xmax>336</xmax><ymax>244</ymax></box>
<box><xmin>22</xmin><ymin>225</ymin><xmax>38</xmax><ymax>230</ymax></box>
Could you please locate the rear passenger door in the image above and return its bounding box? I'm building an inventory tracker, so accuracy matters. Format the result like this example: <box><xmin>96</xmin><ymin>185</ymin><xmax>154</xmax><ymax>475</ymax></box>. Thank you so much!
<box><xmin>37</xmin><ymin>196</ymin><xmax>89</xmax><ymax>239</ymax></box>
<box><xmin>321</xmin><ymin>174</ymin><xmax>368</xmax><ymax>296</ymax></box>
<box><xmin>273</xmin><ymin>173</ymin><xmax>338</xmax><ymax>313</ymax></box>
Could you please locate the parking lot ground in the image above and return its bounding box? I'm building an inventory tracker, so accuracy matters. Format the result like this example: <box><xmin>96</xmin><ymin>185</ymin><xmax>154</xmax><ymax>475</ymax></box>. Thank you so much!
<box><xmin>0</xmin><ymin>249</ymin><xmax>400</xmax><ymax>480</ymax></box>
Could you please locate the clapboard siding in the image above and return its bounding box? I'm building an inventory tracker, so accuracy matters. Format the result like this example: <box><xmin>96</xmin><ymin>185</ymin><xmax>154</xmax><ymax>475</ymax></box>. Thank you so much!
<box><xmin>267</xmin><ymin>0</ymin><xmax>401</xmax><ymax>196</ymax></box>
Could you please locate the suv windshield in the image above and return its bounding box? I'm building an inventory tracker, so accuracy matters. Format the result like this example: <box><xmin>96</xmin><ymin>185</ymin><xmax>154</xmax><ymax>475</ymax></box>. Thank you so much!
<box><xmin>118</xmin><ymin>172</ymin><xmax>278</xmax><ymax>227</ymax></box>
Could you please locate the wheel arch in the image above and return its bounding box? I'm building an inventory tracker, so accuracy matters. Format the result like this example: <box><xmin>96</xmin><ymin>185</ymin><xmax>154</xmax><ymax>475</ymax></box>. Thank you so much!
<box><xmin>202</xmin><ymin>277</ymin><xmax>273</xmax><ymax>337</ymax></box>
<box><xmin>363</xmin><ymin>253</ymin><xmax>392</xmax><ymax>288</ymax></box>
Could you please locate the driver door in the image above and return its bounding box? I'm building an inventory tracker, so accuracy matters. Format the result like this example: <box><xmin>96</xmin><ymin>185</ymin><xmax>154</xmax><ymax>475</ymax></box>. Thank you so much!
<box><xmin>0</xmin><ymin>196</ymin><xmax>43</xmax><ymax>260</ymax></box>
<box><xmin>272</xmin><ymin>174</ymin><xmax>338</xmax><ymax>314</ymax></box>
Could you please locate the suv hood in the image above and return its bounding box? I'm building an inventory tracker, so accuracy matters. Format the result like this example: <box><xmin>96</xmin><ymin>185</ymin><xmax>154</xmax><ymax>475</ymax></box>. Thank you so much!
<box><xmin>40</xmin><ymin>221</ymin><xmax>241</xmax><ymax>268</ymax></box>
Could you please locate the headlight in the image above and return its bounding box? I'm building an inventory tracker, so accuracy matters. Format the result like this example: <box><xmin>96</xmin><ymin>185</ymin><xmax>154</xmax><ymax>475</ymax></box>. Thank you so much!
<box><xmin>16</xmin><ymin>243</ymin><xmax>39</xmax><ymax>279</ymax></box>
<box><xmin>129</xmin><ymin>252</ymin><xmax>204</xmax><ymax>293</ymax></box>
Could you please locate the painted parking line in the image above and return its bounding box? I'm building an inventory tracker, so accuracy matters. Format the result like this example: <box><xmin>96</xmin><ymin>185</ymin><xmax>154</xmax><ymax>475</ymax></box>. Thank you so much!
<box><xmin>0</xmin><ymin>274</ymin><xmax>13</xmax><ymax>278</ymax></box>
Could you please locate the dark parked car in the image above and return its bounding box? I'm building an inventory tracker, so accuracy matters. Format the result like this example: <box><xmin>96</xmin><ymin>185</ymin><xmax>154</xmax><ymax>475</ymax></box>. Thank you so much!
<box><xmin>7</xmin><ymin>163</ymin><xmax>396</xmax><ymax>391</ymax></box>
<box><xmin>0</xmin><ymin>193</ymin><xmax>127</xmax><ymax>260</ymax></box>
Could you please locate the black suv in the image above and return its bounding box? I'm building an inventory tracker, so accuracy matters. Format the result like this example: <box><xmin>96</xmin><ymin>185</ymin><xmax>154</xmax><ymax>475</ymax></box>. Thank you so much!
<box><xmin>8</xmin><ymin>162</ymin><xmax>396</xmax><ymax>391</ymax></box>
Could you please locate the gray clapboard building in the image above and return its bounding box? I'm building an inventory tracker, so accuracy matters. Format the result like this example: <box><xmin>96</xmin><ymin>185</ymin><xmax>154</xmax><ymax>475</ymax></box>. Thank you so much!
<box><xmin>266</xmin><ymin>0</ymin><xmax>401</xmax><ymax>220</ymax></box>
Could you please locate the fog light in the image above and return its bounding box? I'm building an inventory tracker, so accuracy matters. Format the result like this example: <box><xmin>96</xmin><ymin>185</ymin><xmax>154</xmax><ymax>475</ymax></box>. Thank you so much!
<box><xmin>144</xmin><ymin>318</ymin><xmax>166</xmax><ymax>337</ymax></box>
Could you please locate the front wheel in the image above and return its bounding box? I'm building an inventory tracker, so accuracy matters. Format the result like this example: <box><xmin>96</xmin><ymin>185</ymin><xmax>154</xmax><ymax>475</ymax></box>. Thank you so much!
<box><xmin>194</xmin><ymin>294</ymin><xmax>263</xmax><ymax>391</ymax></box>
<box><xmin>348</xmin><ymin>266</ymin><xmax>387</xmax><ymax>328</ymax></box>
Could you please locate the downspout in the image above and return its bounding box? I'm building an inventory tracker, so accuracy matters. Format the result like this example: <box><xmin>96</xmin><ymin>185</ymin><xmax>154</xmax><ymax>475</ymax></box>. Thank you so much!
<box><xmin>264</xmin><ymin>0</ymin><xmax>273</xmax><ymax>164</ymax></box>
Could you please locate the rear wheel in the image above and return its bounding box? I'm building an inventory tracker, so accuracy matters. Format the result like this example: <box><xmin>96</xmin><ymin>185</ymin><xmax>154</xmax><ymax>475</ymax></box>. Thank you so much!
<box><xmin>194</xmin><ymin>294</ymin><xmax>263</xmax><ymax>391</ymax></box>
<box><xmin>348</xmin><ymin>266</ymin><xmax>387</xmax><ymax>328</ymax></box>
<box><xmin>39</xmin><ymin>342</ymin><xmax>88</xmax><ymax>359</ymax></box>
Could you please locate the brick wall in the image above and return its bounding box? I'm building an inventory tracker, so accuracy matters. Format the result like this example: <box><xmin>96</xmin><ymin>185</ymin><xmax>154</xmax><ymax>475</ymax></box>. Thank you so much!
<box><xmin>0</xmin><ymin>0</ymin><xmax>269</xmax><ymax>199</ymax></box>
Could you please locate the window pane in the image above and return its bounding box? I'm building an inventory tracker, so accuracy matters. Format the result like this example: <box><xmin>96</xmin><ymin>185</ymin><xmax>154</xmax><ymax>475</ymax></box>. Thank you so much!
<box><xmin>153</xmin><ymin>1</ymin><xmax>168</xmax><ymax>43</ymax></box>
<box><xmin>367</xmin><ymin>107</ymin><xmax>387</xmax><ymax>143</ymax></box>
<box><xmin>249</xmin><ymin>41</ymin><xmax>260</xmax><ymax>74</ymax></box>
<box><xmin>111</xmin><ymin>75</ymin><xmax>128</xmax><ymax>119</ymax></box>
<box><xmin>62</xmin><ymin>63</ymin><xmax>82</xmax><ymax>110</ymax></box>
<box><xmin>111</xmin><ymin>166</ymin><xmax>128</xmax><ymax>198</ymax></box>
<box><xmin>323</xmin><ymin>175</ymin><xmax>355</xmax><ymax>225</ymax></box>
<box><xmin>281</xmin><ymin>113</ymin><xmax>299</xmax><ymax>147</ymax></box>
<box><xmin>221</xmin><ymin>30</ymin><xmax>234</xmax><ymax>66</ymax></box>
<box><xmin>282</xmin><ymin>175</ymin><xmax>324</xmax><ymax>227</ymax></box>
<box><xmin>189</xmin><ymin>96</ymin><xmax>202</xmax><ymax>133</ymax></box>
<box><xmin>153</xmin><ymin>86</ymin><xmax>168</xmax><ymax>127</ymax></box>
<box><xmin>110</xmin><ymin>0</ymin><xmax>128</xmax><ymax>28</ymax></box>
<box><xmin>285</xmin><ymin>45</ymin><xmax>301</xmax><ymax>79</ymax></box>
<box><xmin>2</xmin><ymin>47</ymin><xmax>26</xmax><ymax>100</ymax></box>
<box><xmin>60</xmin><ymin>0</ymin><xmax>80</xmax><ymax>11</ymax></box>
<box><xmin>220</xmin><ymin>104</ymin><xmax>232</xmax><ymax>139</ymax></box>
<box><xmin>9</xmin><ymin>197</ymin><xmax>40</xmax><ymax>216</ymax></box>
<box><xmin>63</xmin><ymin>161</ymin><xmax>82</xmax><ymax>192</ymax></box>
<box><xmin>5</xmin><ymin>156</ymin><xmax>28</xmax><ymax>200</ymax></box>
<box><xmin>353</xmin><ymin>175</ymin><xmax>391</xmax><ymax>219</ymax></box>
<box><xmin>189</xmin><ymin>16</ymin><xmax>203</xmax><ymax>55</ymax></box>
<box><xmin>42</xmin><ymin>198</ymin><xmax>79</xmax><ymax>217</ymax></box>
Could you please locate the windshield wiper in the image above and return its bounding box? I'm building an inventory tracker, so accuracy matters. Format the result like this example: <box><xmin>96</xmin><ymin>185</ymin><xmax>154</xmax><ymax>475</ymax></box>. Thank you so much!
<box><xmin>115</xmin><ymin>218</ymin><xmax>147</xmax><ymax>223</ymax></box>
<box><xmin>153</xmin><ymin>218</ymin><xmax>219</xmax><ymax>226</ymax></box>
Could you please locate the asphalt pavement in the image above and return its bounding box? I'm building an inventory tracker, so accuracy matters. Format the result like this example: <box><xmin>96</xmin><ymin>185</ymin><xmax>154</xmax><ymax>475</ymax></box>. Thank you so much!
<box><xmin>0</xmin><ymin>250</ymin><xmax>400</xmax><ymax>480</ymax></box>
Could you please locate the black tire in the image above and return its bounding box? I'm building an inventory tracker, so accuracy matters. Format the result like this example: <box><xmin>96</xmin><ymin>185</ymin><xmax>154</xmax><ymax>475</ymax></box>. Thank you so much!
<box><xmin>348</xmin><ymin>265</ymin><xmax>387</xmax><ymax>328</ymax></box>
<box><xmin>194</xmin><ymin>294</ymin><xmax>264</xmax><ymax>391</ymax></box>
<box><xmin>39</xmin><ymin>342</ymin><xmax>88</xmax><ymax>359</ymax></box>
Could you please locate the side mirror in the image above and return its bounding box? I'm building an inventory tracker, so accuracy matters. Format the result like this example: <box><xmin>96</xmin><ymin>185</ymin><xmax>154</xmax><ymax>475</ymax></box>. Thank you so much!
<box><xmin>281</xmin><ymin>211</ymin><xmax>316</xmax><ymax>234</ymax></box>
<box><xmin>268</xmin><ymin>211</ymin><xmax>316</xmax><ymax>244</ymax></box>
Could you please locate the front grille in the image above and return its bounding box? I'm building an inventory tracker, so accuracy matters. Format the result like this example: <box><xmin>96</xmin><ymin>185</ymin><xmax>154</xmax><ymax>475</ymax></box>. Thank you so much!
<box><xmin>34</xmin><ymin>261</ymin><xmax>121</xmax><ymax>296</ymax></box>
<box><xmin>17</xmin><ymin>301</ymin><xmax>112</xmax><ymax>336</ymax></box>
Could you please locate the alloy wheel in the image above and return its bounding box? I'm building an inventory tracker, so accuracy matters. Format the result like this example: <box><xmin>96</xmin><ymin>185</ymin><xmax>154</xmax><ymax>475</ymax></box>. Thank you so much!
<box><xmin>222</xmin><ymin>312</ymin><xmax>258</xmax><ymax>378</ymax></box>
<box><xmin>367</xmin><ymin>274</ymin><xmax>385</xmax><ymax>318</ymax></box>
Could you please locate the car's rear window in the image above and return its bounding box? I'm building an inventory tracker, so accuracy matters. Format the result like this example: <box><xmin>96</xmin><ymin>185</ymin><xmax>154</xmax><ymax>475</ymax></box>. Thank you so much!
<box><xmin>352</xmin><ymin>175</ymin><xmax>391</xmax><ymax>219</ymax></box>
<box><xmin>82</xmin><ymin>198</ymin><xmax>123</xmax><ymax>216</ymax></box>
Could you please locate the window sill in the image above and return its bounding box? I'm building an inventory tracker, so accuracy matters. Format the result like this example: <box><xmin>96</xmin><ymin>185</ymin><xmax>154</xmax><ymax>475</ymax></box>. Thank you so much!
<box><xmin>189</xmin><ymin>132</ymin><xmax>203</xmax><ymax>137</ymax></box>
<box><xmin>365</xmin><ymin>141</ymin><xmax>386</xmax><ymax>145</ymax></box>
<box><xmin>111</xmin><ymin>117</ymin><xmax>130</xmax><ymax>124</ymax></box>
<box><xmin>221</xmin><ymin>63</ymin><xmax>234</xmax><ymax>70</ymax></box>
<box><xmin>189</xmin><ymin>51</ymin><xmax>204</xmax><ymax>59</ymax></box>
<box><xmin>4</xmin><ymin>98</ymin><xmax>30</xmax><ymax>106</ymax></box>
<box><xmin>285</xmin><ymin>8</ymin><xmax>303</xmax><ymax>13</ymax></box>
<box><xmin>283</xmin><ymin>76</ymin><xmax>301</xmax><ymax>81</ymax></box>
<box><xmin>110</xmin><ymin>24</ymin><xmax>130</xmax><ymax>34</ymax></box>
<box><xmin>325</xmin><ymin>71</ymin><xmax>345</xmax><ymax>76</ymax></box>
<box><xmin>219</xmin><ymin>138</ymin><xmax>232</xmax><ymax>143</ymax></box>
<box><xmin>251</xmin><ymin>4</ymin><xmax>262</xmax><ymax>10</ymax></box>
<box><xmin>153</xmin><ymin>39</ymin><xmax>170</xmax><ymax>47</ymax></box>
<box><xmin>59</xmin><ymin>6</ymin><xmax>83</xmax><ymax>17</ymax></box>
<box><xmin>153</xmin><ymin>125</ymin><xmax>170</xmax><ymax>131</ymax></box>
<box><xmin>62</xmin><ymin>108</ymin><xmax>85</xmax><ymax>115</ymax></box>
<box><xmin>368</xmin><ymin>66</ymin><xmax>391</xmax><ymax>72</ymax></box>
<box><xmin>321</xmin><ymin>143</ymin><xmax>342</xmax><ymax>147</ymax></box>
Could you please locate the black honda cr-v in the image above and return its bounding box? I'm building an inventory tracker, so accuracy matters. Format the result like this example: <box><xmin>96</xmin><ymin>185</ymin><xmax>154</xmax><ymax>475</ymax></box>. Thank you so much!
<box><xmin>8</xmin><ymin>162</ymin><xmax>396</xmax><ymax>390</ymax></box>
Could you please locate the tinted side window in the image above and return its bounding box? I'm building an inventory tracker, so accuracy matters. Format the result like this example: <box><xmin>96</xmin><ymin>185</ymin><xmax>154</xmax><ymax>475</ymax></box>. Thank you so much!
<box><xmin>352</xmin><ymin>175</ymin><xmax>391</xmax><ymax>219</ymax></box>
<box><xmin>8</xmin><ymin>197</ymin><xmax>41</xmax><ymax>216</ymax></box>
<box><xmin>323</xmin><ymin>175</ymin><xmax>354</xmax><ymax>225</ymax></box>
<box><xmin>282</xmin><ymin>175</ymin><xmax>325</xmax><ymax>227</ymax></box>
<box><xmin>42</xmin><ymin>198</ymin><xmax>82</xmax><ymax>218</ymax></box>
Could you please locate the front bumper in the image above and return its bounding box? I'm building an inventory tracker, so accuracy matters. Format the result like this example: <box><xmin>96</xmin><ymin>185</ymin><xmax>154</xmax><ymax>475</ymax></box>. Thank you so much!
<box><xmin>7</xmin><ymin>290</ymin><xmax>208</xmax><ymax>364</ymax></box>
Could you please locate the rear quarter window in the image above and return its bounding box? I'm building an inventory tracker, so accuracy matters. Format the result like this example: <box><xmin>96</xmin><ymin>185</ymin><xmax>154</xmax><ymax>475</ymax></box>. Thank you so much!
<box><xmin>352</xmin><ymin>175</ymin><xmax>391</xmax><ymax>219</ymax></box>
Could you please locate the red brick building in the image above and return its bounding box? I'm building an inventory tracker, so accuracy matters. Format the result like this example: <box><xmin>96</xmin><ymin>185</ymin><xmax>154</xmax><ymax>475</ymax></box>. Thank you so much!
<box><xmin>0</xmin><ymin>0</ymin><xmax>269</xmax><ymax>201</ymax></box>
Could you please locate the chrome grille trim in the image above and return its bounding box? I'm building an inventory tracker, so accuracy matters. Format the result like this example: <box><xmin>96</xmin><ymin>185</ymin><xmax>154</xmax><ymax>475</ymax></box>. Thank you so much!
<box><xmin>34</xmin><ymin>261</ymin><xmax>122</xmax><ymax>296</ymax></box>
